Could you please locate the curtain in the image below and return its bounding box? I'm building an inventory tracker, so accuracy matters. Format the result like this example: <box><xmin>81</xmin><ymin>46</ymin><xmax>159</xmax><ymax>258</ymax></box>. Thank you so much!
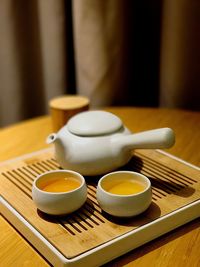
<box><xmin>0</xmin><ymin>0</ymin><xmax>199</xmax><ymax>127</ymax></box>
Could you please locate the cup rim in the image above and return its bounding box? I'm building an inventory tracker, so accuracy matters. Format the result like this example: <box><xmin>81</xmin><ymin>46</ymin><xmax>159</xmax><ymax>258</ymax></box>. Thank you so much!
<box><xmin>97</xmin><ymin>170</ymin><xmax>151</xmax><ymax>197</ymax></box>
<box><xmin>32</xmin><ymin>169</ymin><xmax>85</xmax><ymax>195</ymax></box>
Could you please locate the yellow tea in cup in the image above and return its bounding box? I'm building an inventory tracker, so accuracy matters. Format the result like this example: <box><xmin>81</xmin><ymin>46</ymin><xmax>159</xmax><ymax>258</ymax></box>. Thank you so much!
<box><xmin>41</xmin><ymin>177</ymin><xmax>81</xmax><ymax>193</ymax></box>
<box><xmin>107</xmin><ymin>180</ymin><xmax>145</xmax><ymax>195</ymax></box>
<box><xmin>97</xmin><ymin>171</ymin><xmax>151</xmax><ymax>217</ymax></box>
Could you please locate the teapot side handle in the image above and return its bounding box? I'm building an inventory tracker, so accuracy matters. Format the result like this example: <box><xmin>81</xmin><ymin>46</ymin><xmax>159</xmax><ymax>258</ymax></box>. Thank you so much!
<box><xmin>113</xmin><ymin>128</ymin><xmax>175</xmax><ymax>151</ymax></box>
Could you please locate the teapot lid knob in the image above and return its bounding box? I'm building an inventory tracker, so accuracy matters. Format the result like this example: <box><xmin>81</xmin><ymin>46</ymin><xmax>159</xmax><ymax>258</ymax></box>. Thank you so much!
<box><xmin>67</xmin><ymin>110</ymin><xmax>123</xmax><ymax>136</ymax></box>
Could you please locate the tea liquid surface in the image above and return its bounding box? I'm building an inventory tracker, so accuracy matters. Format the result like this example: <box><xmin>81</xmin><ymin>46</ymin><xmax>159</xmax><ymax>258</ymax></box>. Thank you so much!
<box><xmin>107</xmin><ymin>180</ymin><xmax>145</xmax><ymax>195</ymax></box>
<box><xmin>42</xmin><ymin>177</ymin><xmax>81</xmax><ymax>193</ymax></box>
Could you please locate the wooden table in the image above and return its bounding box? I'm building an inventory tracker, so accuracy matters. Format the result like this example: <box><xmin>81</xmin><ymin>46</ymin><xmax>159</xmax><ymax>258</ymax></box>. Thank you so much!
<box><xmin>0</xmin><ymin>107</ymin><xmax>199</xmax><ymax>267</ymax></box>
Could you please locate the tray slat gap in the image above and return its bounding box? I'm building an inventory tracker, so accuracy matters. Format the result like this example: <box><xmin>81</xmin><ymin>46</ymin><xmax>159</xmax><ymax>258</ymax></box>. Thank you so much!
<box><xmin>27</xmin><ymin>165</ymin><xmax>41</xmax><ymax>175</ymax></box>
<box><xmin>16</xmin><ymin>168</ymin><xmax>35</xmax><ymax>181</ymax></box>
<box><xmin>4</xmin><ymin>171</ymin><xmax>32</xmax><ymax>192</ymax></box>
<box><xmin>32</xmin><ymin>163</ymin><xmax>48</xmax><ymax>173</ymax></box>
<box><xmin>139</xmin><ymin>169</ymin><xmax>174</xmax><ymax>194</ymax></box>
<box><xmin>47</xmin><ymin>159</ymin><xmax>60</xmax><ymax>167</ymax></box>
<box><xmin>76</xmin><ymin>213</ymin><xmax>95</xmax><ymax>228</ymax></box>
<box><xmin>58</xmin><ymin>223</ymin><xmax>76</xmax><ymax>236</ymax></box>
<box><xmin>1</xmin><ymin>172</ymin><xmax>32</xmax><ymax>199</ymax></box>
<box><xmin>135</xmin><ymin>152</ymin><xmax>197</xmax><ymax>183</ymax></box>
<box><xmin>152</xmin><ymin>187</ymin><xmax>167</xmax><ymax>197</ymax></box>
<box><xmin>84</xmin><ymin>204</ymin><xmax>105</xmax><ymax>223</ymax></box>
<box><xmin>70</xmin><ymin>214</ymin><xmax>90</xmax><ymax>231</ymax></box>
<box><xmin>49</xmin><ymin>158</ymin><xmax>60</xmax><ymax>168</ymax></box>
<box><xmin>134</xmin><ymin>160</ymin><xmax>187</xmax><ymax>189</ymax></box>
<box><xmin>140</xmin><ymin>166</ymin><xmax>185</xmax><ymax>190</ymax></box>
<box><xmin>22</xmin><ymin>166</ymin><xmax>38</xmax><ymax>178</ymax></box>
<box><xmin>62</xmin><ymin>217</ymin><xmax>84</xmax><ymax>233</ymax></box>
<box><xmin>36</xmin><ymin>162</ymin><xmax>52</xmax><ymax>172</ymax></box>
<box><xmin>78</xmin><ymin>210</ymin><xmax>99</xmax><ymax>227</ymax></box>
<box><xmin>142</xmin><ymin>163</ymin><xmax>190</xmax><ymax>187</ymax></box>
<box><xmin>40</xmin><ymin>160</ymin><xmax>58</xmax><ymax>171</ymax></box>
<box><xmin>11</xmin><ymin>169</ymin><xmax>33</xmax><ymax>187</ymax></box>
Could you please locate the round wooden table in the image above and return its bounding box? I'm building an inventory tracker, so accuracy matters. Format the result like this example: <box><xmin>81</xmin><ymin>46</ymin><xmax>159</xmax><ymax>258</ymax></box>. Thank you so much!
<box><xmin>0</xmin><ymin>107</ymin><xmax>199</xmax><ymax>267</ymax></box>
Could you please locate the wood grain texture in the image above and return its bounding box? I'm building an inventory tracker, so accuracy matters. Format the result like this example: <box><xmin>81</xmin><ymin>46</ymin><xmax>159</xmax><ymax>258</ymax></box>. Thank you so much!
<box><xmin>0</xmin><ymin>216</ymin><xmax>49</xmax><ymax>267</ymax></box>
<box><xmin>0</xmin><ymin>107</ymin><xmax>200</xmax><ymax>266</ymax></box>
<box><xmin>1</xmin><ymin>149</ymin><xmax>199</xmax><ymax>260</ymax></box>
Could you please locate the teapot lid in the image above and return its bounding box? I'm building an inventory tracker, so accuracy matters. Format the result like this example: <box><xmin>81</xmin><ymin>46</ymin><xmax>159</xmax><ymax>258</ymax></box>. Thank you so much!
<box><xmin>67</xmin><ymin>110</ymin><xmax>123</xmax><ymax>136</ymax></box>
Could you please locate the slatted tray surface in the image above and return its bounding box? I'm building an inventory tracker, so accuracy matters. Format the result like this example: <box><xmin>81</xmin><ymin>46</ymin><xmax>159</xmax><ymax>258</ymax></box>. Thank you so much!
<box><xmin>0</xmin><ymin>149</ymin><xmax>200</xmax><ymax>264</ymax></box>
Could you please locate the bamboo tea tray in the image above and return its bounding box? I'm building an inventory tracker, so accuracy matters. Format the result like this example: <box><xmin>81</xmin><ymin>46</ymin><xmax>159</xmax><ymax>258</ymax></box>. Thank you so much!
<box><xmin>0</xmin><ymin>148</ymin><xmax>199</xmax><ymax>267</ymax></box>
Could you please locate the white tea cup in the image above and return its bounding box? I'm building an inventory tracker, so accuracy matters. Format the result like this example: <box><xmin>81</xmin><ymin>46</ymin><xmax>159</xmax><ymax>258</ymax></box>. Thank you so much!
<box><xmin>96</xmin><ymin>171</ymin><xmax>152</xmax><ymax>217</ymax></box>
<box><xmin>32</xmin><ymin>170</ymin><xmax>87</xmax><ymax>215</ymax></box>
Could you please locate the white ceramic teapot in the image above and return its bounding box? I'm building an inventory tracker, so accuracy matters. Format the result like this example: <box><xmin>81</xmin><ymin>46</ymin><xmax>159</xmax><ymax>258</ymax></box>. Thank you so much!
<box><xmin>47</xmin><ymin>111</ymin><xmax>175</xmax><ymax>176</ymax></box>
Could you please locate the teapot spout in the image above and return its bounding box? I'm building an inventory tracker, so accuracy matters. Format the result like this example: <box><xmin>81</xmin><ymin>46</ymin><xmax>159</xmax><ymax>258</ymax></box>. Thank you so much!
<box><xmin>46</xmin><ymin>133</ymin><xmax>58</xmax><ymax>144</ymax></box>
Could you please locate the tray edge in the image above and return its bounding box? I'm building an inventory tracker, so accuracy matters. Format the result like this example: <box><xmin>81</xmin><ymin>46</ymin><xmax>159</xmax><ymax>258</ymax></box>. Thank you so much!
<box><xmin>1</xmin><ymin>196</ymin><xmax>199</xmax><ymax>267</ymax></box>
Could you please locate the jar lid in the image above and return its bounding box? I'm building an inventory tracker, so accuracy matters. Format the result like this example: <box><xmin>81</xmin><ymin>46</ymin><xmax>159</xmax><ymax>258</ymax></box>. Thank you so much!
<box><xmin>67</xmin><ymin>111</ymin><xmax>123</xmax><ymax>136</ymax></box>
